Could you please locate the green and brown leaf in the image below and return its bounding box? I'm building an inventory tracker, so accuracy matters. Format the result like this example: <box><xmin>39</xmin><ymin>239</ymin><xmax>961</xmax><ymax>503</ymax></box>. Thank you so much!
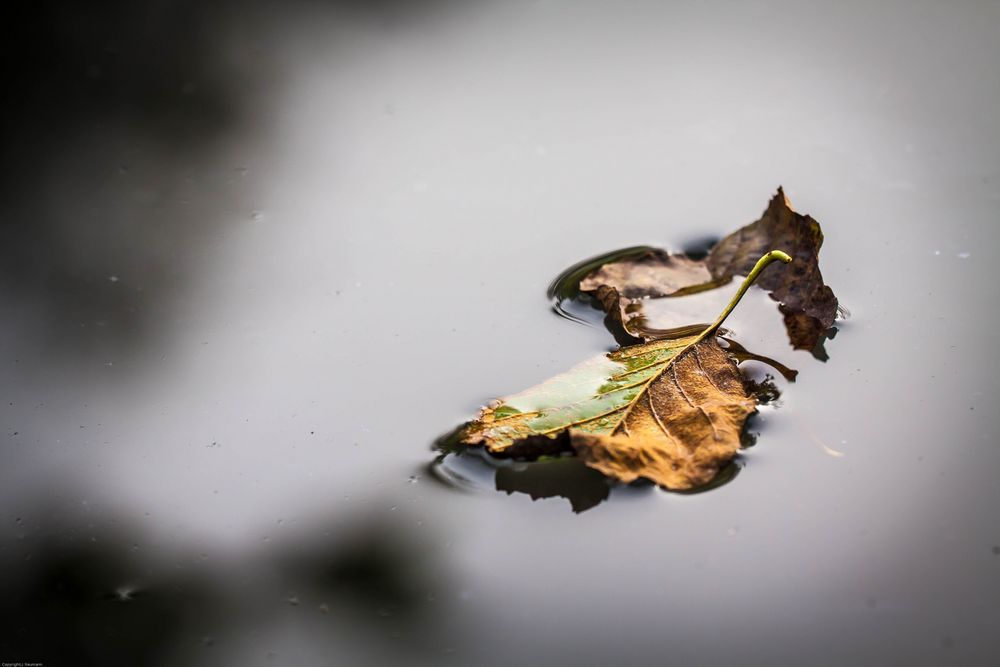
<box><xmin>458</xmin><ymin>251</ymin><xmax>791</xmax><ymax>490</ymax></box>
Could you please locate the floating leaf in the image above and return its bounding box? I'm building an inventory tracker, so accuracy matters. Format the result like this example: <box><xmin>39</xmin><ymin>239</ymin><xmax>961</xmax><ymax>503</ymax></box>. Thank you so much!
<box><xmin>577</xmin><ymin>188</ymin><xmax>839</xmax><ymax>351</ymax></box>
<box><xmin>708</xmin><ymin>187</ymin><xmax>838</xmax><ymax>350</ymax></box>
<box><xmin>458</xmin><ymin>251</ymin><xmax>792</xmax><ymax>490</ymax></box>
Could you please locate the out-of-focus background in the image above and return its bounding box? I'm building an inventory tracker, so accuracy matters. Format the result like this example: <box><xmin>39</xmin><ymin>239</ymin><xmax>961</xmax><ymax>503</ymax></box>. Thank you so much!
<box><xmin>1</xmin><ymin>1</ymin><xmax>998</xmax><ymax>665</ymax></box>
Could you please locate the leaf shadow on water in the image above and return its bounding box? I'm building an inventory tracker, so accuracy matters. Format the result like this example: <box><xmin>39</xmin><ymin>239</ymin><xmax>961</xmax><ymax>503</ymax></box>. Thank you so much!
<box><xmin>810</xmin><ymin>326</ymin><xmax>839</xmax><ymax>362</ymax></box>
<box><xmin>495</xmin><ymin>459</ymin><xmax>612</xmax><ymax>513</ymax></box>
<box><xmin>426</xmin><ymin>447</ymin><xmax>616</xmax><ymax>514</ymax></box>
<box><xmin>427</xmin><ymin>427</ymin><xmax>747</xmax><ymax>514</ymax></box>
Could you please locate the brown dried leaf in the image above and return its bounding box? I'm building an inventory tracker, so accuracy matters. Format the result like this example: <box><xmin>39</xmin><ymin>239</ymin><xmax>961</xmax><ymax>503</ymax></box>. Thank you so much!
<box><xmin>708</xmin><ymin>188</ymin><xmax>837</xmax><ymax>350</ymax></box>
<box><xmin>578</xmin><ymin>188</ymin><xmax>839</xmax><ymax>350</ymax></box>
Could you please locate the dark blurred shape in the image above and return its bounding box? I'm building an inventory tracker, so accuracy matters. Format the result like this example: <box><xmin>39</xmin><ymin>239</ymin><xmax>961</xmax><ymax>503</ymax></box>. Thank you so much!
<box><xmin>312</xmin><ymin>525</ymin><xmax>428</xmax><ymax>617</ymax></box>
<box><xmin>271</xmin><ymin>515</ymin><xmax>451</xmax><ymax>658</ymax></box>
<box><xmin>0</xmin><ymin>0</ymin><xmax>248</xmax><ymax>356</ymax></box>
<box><xmin>1</xmin><ymin>503</ymin><xmax>456</xmax><ymax>664</ymax></box>
<box><xmin>0</xmin><ymin>527</ymin><xmax>219</xmax><ymax>666</ymax></box>
<box><xmin>0</xmin><ymin>0</ymin><xmax>239</xmax><ymax>164</ymax></box>
<box><xmin>0</xmin><ymin>0</ymin><xmax>459</xmax><ymax>358</ymax></box>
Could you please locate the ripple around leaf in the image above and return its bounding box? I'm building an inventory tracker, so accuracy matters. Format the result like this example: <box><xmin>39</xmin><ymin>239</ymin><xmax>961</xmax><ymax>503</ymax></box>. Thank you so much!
<box><xmin>428</xmin><ymin>447</ymin><xmax>743</xmax><ymax>512</ymax></box>
<box><xmin>547</xmin><ymin>245</ymin><xmax>660</xmax><ymax>328</ymax></box>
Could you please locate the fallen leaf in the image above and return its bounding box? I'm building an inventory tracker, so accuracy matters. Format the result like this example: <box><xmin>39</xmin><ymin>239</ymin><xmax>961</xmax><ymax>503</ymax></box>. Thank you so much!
<box><xmin>578</xmin><ymin>187</ymin><xmax>839</xmax><ymax>351</ymax></box>
<box><xmin>459</xmin><ymin>251</ymin><xmax>791</xmax><ymax>490</ymax></box>
<box><xmin>708</xmin><ymin>187</ymin><xmax>838</xmax><ymax>350</ymax></box>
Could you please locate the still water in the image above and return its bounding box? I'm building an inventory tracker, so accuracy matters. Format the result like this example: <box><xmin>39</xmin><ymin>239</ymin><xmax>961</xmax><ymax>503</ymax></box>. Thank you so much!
<box><xmin>2</xmin><ymin>1</ymin><xmax>999</xmax><ymax>665</ymax></box>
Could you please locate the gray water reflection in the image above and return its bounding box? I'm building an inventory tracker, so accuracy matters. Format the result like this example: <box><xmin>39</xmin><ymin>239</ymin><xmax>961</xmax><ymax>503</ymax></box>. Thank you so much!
<box><xmin>2</xmin><ymin>0</ymin><xmax>1000</xmax><ymax>665</ymax></box>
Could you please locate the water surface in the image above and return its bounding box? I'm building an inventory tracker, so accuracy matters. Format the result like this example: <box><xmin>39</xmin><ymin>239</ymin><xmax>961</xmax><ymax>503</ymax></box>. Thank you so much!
<box><xmin>2</xmin><ymin>1</ymin><xmax>999</xmax><ymax>665</ymax></box>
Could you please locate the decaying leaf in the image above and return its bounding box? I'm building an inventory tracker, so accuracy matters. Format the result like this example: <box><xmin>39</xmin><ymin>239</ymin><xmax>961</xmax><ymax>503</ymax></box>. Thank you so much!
<box><xmin>708</xmin><ymin>188</ymin><xmax>838</xmax><ymax>350</ymax></box>
<box><xmin>459</xmin><ymin>251</ymin><xmax>791</xmax><ymax>490</ymax></box>
<box><xmin>578</xmin><ymin>187</ymin><xmax>839</xmax><ymax>351</ymax></box>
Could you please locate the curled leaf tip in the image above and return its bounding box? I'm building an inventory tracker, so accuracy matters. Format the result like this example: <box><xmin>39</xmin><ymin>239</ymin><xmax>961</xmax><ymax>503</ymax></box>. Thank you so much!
<box><xmin>768</xmin><ymin>250</ymin><xmax>793</xmax><ymax>264</ymax></box>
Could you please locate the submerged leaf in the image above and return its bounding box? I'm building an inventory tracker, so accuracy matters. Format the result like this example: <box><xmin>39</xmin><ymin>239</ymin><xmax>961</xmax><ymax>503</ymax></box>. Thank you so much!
<box><xmin>580</xmin><ymin>251</ymin><xmax>719</xmax><ymax>346</ymax></box>
<box><xmin>459</xmin><ymin>251</ymin><xmax>791</xmax><ymax>490</ymax></box>
<box><xmin>580</xmin><ymin>250</ymin><xmax>715</xmax><ymax>300</ymax></box>
<box><xmin>578</xmin><ymin>188</ymin><xmax>839</xmax><ymax>351</ymax></box>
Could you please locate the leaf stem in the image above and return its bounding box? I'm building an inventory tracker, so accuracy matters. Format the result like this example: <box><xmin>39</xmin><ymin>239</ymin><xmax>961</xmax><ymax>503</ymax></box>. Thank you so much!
<box><xmin>702</xmin><ymin>250</ymin><xmax>792</xmax><ymax>337</ymax></box>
